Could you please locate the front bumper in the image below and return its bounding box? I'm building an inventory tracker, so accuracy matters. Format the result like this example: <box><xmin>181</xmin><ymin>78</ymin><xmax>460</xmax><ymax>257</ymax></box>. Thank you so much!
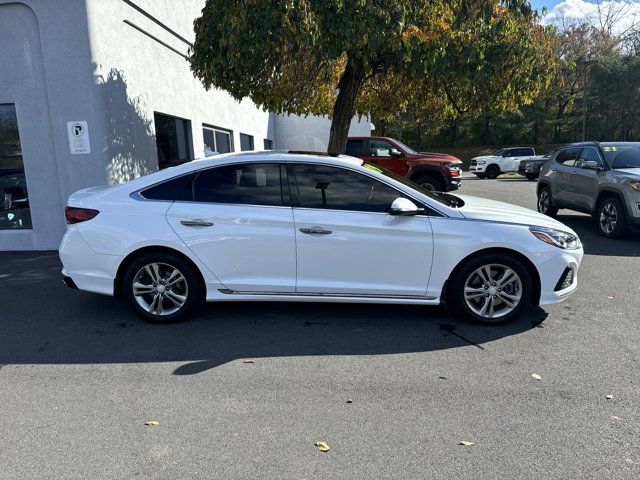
<box><xmin>537</xmin><ymin>248</ymin><xmax>583</xmax><ymax>305</ymax></box>
<box><xmin>444</xmin><ymin>176</ymin><xmax>461</xmax><ymax>191</ymax></box>
<box><xmin>518</xmin><ymin>163</ymin><xmax>543</xmax><ymax>176</ymax></box>
<box><xmin>469</xmin><ymin>164</ymin><xmax>486</xmax><ymax>173</ymax></box>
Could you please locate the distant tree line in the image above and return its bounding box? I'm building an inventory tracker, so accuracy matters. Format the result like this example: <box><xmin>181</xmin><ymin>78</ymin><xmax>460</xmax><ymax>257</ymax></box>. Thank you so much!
<box><xmin>374</xmin><ymin>1</ymin><xmax>640</xmax><ymax>149</ymax></box>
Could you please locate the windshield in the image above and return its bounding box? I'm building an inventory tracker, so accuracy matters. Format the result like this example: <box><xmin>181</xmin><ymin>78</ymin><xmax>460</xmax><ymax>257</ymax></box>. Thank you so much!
<box><xmin>362</xmin><ymin>162</ymin><xmax>460</xmax><ymax>207</ymax></box>
<box><xmin>602</xmin><ymin>143</ymin><xmax>640</xmax><ymax>169</ymax></box>
<box><xmin>392</xmin><ymin>139</ymin><xmax>417</xmax><ymax>155</ymax></box>
<box><xmin>493</xmin><ymin>149</ymin><xmax>504</xmax><ymax>156</ymax></box>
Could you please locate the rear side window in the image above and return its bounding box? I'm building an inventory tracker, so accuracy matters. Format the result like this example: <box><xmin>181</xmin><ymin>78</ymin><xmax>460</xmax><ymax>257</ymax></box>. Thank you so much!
<box><xmin>189</xmin><ymin>163</ymin><xmax>284</xmax><ymax>206</ymax></box>
<box><xmin>345</xmin><ymin>139</ymin><xmax>364</xmax><ymax>156</ymax></box>
<box><xmin>514</xmin><ymin>148</ymin><xmax>535</xmax><ymax>156</ymax></box>
<box><xmin>290</xmin><ymin>164</ymin><xmax>400</xmax><ymax>213</ymax></box>
<box><xmin>140</xmin><ymin>173</ymin><xmax>194</xmax><ymax>200</ymax></box>
<box><xmin>555</xmin><ymin>148</ymin><xmax>582</xmax><ymax>167</ymax></box>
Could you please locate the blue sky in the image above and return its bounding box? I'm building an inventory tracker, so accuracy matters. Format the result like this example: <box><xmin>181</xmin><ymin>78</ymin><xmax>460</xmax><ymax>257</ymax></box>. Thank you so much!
<box><xmin>531</xmin><ymin>0</ymin><xmax>562</xmax><ymax>10</ymax></box>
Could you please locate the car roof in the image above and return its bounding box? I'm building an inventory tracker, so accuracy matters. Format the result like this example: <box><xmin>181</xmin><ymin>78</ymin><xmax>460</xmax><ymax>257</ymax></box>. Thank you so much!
<box><xmin>346</xmin><ymin>136</ymin><xmax>396</xmax><ymax>142</ymax></box>
<box><xmin>190</xmin><ymin>150</ymin><xmax>363</xmax><ymax>167</ymax></box>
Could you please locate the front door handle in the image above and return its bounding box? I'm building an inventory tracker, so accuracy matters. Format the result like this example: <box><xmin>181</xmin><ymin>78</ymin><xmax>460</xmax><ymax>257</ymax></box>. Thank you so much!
<box><xmin>180</xmin><ymin>219</ymin><xmax>214</xmax><ymax>227</ymax></box>
<box><xmin>299</xmin><ymin>227</ymin><xmax>332</xmax><ymax>235</ymax></box>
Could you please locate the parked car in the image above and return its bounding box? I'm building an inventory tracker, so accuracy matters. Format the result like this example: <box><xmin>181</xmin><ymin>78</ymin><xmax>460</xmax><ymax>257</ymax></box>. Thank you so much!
<box><xmin>537</xmin><ymin>142</ymin><xmax>640</xmax><ymax>238</ymax></box>
<box><xmin>345</xmin><ymin>136</ymin><xmax>462</xmax><ymax>192</ymax></box>
<box><xmin>470</xmin><ymin>147</ymin><xmax>536</xmax><ymax>179</ymax></box>
<box><xmin>518</xmin><ymin>151</ymin><xmax>554</xmax><ymax>181</ymax></box>
<box><xmin>59</xmin><ymin>152</ymin><xmax>582</xmax><ymax>325</ymax></box>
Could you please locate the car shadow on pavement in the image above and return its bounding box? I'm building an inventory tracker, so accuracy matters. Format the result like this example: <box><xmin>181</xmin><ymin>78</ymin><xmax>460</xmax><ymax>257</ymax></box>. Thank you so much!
<box><xmin>0</xmin><ymin>252</ymin><xmax>548</xmax><ymax>375</ymax></box>
<box><xmin>554</xmin><ymin>213</ymin><xmax>639</xmax><ymax>256</ymax></box>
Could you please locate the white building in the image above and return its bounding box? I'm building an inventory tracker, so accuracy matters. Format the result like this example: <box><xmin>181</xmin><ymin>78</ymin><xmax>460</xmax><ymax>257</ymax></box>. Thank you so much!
<box><xmin>0</xmin><ymin>0</ymin><xmax>370</xmax><ymax>250</ymax></box>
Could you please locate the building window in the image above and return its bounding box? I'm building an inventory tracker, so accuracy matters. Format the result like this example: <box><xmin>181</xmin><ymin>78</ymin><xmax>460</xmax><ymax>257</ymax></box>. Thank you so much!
<box><xmin>154</xmin><ymin>113</ymin><xmax>192</xmax><ymax>169</ymax></box>
<box><xmin>240</xmin><ymin>133</ymin><xmax>254</xmax><ymax>151</ymax></box>
<box><xmin>203</xmin><ymin>125</ymin><xmax>233</xmax><ymax>156</ymax></box>
<box><xmin>263</xmin><ymin>138</ymin><xmax>273</xmax><ymax>150</ymax></box>
<box><xmin>0</xmin><ymin>104</ymin><xmax>31</xmax><ymax>230</ymax></box>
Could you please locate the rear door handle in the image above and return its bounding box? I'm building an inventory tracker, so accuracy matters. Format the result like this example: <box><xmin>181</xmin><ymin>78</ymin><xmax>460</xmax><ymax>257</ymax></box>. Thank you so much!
<box><xmin>299</xmin><ymin>227</ymin><xmax>332</xmax><ymax>235</ymax></box>
<box><xmin>180</xmin><ymin>219</ymin><xmax>214</xmax><ymax>227</ymax></box>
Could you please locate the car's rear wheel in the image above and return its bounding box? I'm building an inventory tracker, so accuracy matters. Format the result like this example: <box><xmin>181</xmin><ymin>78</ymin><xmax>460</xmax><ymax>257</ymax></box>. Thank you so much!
<box><xmin>537</xmin><ymin>186</ymin><xmax>558</xmax><ymax>217</ymax></box>
<box><xmin>596</xmin><ymin>196</ymin><xmax>628</xmax><ymax>239</ymax></box>
<box><xmin>414</xmin><ymin>175</ymin><xmax>443</xmax><ymax>192</ymax></box>
<box><xmin>123</xmin><ymin>252</ymin><xmax>202</xmax><ymax>323</ymax></box>
<box><xmin>485</xmin><ymin>164</ymin><xmax>500</xmax><ymax>179</ymax></box>
<box><xmin>451</xmin><ymin>254</ymin><xmax>532</xmax><ymax>325</ymax></box>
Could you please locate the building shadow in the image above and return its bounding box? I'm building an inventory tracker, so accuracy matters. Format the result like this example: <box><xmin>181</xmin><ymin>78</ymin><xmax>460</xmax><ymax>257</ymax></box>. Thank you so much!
<box><xmin>0</xmin><ymin>252</ymin><xmax>547</xmax><ymax>375</ymax></box>
<box><xmin>94</xmin><ymin>65</ymin><xmax>156</xmax><ymax>184</ymax></box>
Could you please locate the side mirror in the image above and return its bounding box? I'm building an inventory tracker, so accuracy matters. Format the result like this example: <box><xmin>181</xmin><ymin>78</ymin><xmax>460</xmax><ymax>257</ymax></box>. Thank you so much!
<box><xmin>388</xmin><ymin>197</ymin><xmax>422</xmax><ymax>216</ymax></box>
<box><xmin>390</xmin><ymin>148</ymin><xmax>403</xmax><ymax>157</ymax></box>
<box><xmin>583</xmin><ymin>160</ymin><xmax>603</xmax><ymax>171</ymax></box>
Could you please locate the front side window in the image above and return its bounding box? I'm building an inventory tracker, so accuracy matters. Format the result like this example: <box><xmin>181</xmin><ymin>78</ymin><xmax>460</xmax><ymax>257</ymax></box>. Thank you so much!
<box><xmin>578</xmin><ymin>147</ymin><xmax>602</xmax><ymax>168</ymax></box>
<box><xmin>368</xmin><ymin>140</ymin><xmax>396</xmax><ymax>157</ymax></box>
<box><xmin>0</xmin><ymin>104</ymin><xmax>31</xmax><ymax>229</ymax></box>
<box><xmin>191</xmin><ymin>163</ymin><xmax>284</xmax><ymax>206</ymax></box>
<box><xmin>154</xmin><ymin>113</ymin><xmax>192</xmax><ymax>169</ymax></box>
<box><xmin>555</xmin><ymin>148</ymin><xmax>582</xmax><ymax>167</ymax></box>
<box><xmin>290</xmin><ymin>164</ymin><xmax>401</xmax><ymax>213</ymax></box>
<box><xmin>240</xmin><ymin>133</ymin><xmax>254</xmax><ymax>151</ymax></box>
<box><xmin>203</xmin><ymin>126</ymin><xmax>233</xmax><ymax>156</ymax></box>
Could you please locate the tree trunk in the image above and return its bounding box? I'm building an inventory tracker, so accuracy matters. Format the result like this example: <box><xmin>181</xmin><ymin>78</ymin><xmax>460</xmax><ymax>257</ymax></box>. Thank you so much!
<box><xmin>327</xmin><ymin>58</ymin><xmax>366</xmax><ymax>155</ymax></box>
<box><xmin>450</xmin><ymin>116</ymin><xmax>459</xmax><ymax>147</ymax></box>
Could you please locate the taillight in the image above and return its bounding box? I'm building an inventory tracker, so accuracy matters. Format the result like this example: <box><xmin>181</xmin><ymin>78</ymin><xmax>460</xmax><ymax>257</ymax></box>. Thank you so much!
<box><xmin>65</xmin><ymin>206</ymin><xmax>99</xmax><ymax>224</ymax></box>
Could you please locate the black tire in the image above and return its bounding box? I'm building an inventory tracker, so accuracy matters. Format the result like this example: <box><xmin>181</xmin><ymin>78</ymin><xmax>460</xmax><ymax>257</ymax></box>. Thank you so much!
<box><xmin>537</xmin><ymin>186</ymin><xmax>558</xmax><ymax>217</ymax></box>
<box><xmin>485</xmin><ymin>164</ymin><xmax>500</xmax><ymax>179</ymax></box>
<box><xmin>450</xmin><ymin>253</ymin><xmax>533</xmax><ymax>325</ymax></box>
<box><xmin>123</xmin><ymin>251</ymin><xmax>202</xmax><ymax>323</ymax></box>
<box><xmin>596</xmin><ymin>196</ymin><xmax>628</xmax><ymax>239</ymax></box>
<box><xmin>526</xmin><ymin>175</ymin><xmax>537</xmax><ymax>181</ymax></box>
<box><xmin>475</xmin><ymin>173</ymin><xmax>487</xmax><ymax>179</ymax></box>
<box><xmin>414</xmin><ymin>175</ymin><xmax>444</xmax><ymax>192</ymax></box>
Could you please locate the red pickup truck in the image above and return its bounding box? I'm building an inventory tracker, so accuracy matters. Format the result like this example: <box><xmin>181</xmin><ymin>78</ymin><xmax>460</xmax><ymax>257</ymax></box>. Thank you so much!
<box><xmin>346</xmin><ymin>136</ymin><xmax>462</xmax><ymax>191</ymax></box>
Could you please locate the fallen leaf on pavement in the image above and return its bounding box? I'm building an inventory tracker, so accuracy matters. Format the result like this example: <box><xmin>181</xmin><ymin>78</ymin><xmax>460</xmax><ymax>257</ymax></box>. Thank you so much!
<box><xmin>531</xmin><ymin>373</ymin><xmax>542</xmax><ymax>381</ymax></box>
<box><xmin>607</xmin><ymin>296</ymin><xmax>615</xmax><ymax>299</ymax></box>
<box><xmin>346</xmin><ymin>399</ymin><xmax>353</xmax><ymax>404</ymax></box>
<box><xmin>459</xmin><ymin>440</ymin><xmax>474</xmax><ymax>446</ymax></box>
<box><xmin>315</xmin><ymin>441</ymin><xmax>330</xmax><ymax>452</ymax></box>
<box><xmin>144</xmin><ymin>421</ymin><xmax>159</xmax><ymax>426</ymax></box>
<box><xmin>612</xmin><ymin>416</ymin><xmax>620</xmax><ymax>421</ymax></box>
<box><xmin>243</xmin><ymin>360</ymin><xmax>255</xmax><ymax>365</ymax></box>
<box><xmin>606</xmin><ymin>394</ymin><xmax>613</xmax><ymax>400</ymax></box>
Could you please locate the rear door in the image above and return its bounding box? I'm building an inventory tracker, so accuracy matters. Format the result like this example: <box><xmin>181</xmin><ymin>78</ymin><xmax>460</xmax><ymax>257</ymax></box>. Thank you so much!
<box><xmin>166</xmin><ymin>162</ymin><xmax>296</xmax><ymax>292</ymax></box>
<box><xmin>288</xmin><ymin>163</ymin><xmax>433</xmax><ymax>296</ymax></box>
<box><xmin>550</xmin><ymin>148</ymin><xmax>583</xmax><ymax>207</ymax></box>
<box><xmin>361</xmin><ymin>139</ymin><xmax>409</xmax><ymax>176</ymax></box>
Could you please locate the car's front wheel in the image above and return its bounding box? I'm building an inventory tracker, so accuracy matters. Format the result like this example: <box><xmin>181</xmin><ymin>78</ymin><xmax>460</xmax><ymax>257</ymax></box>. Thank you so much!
<box><xmin>451</xmin><ymin>254</ymin><xmax>533</xmax><ymax>325</ymax></box>
<box><xmin>485</xmin><ymin>164</ymin><xmax>500</xmax><ymax>179</ymax></box>
<box><xmin>123</xmin><ymin>252</ymin><xmax>202</xmax><ymax>323</ymax></box>
<box><xmin>414</xmin><ymin>175</ymin><xmax>443</xmax><ymax>192</ymax></box>
<box><xmin>596</xmin><ymin>196</ymin><xmax>628</xmax><ymax>238</ymax></box>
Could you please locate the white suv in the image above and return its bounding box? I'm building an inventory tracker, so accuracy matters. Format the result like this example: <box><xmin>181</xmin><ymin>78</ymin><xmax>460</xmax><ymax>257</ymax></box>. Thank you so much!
<box><xmin>59</xmin><ymin>152</ymin><xmax>582</xmax><ymax>325</ymax></box>
<box><xmin>470</xmin><ymin>147</ymin><xmax>536</xmax><ymax>179</ymax></box>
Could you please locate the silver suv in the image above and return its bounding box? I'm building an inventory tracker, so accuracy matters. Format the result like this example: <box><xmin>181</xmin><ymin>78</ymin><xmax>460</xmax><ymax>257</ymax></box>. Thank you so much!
<box><xmin>537</xmin><ymin>142</ymin><xmax>640</xmax><ymax>238</ymax></box>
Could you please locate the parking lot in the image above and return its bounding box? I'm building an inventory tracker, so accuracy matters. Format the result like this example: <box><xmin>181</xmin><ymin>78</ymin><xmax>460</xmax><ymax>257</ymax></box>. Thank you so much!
<box><xmin>1</xmin><ymin>174</ymin><xmax>638</xmax><ymax>479</ymax></box>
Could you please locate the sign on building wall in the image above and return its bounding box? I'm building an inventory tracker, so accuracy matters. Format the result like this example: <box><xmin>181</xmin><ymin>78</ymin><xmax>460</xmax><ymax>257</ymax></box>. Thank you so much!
<box><xmin>66</xmin><ymin>121</ymin><xmax>91</xmax><ymax>154</ymax></box>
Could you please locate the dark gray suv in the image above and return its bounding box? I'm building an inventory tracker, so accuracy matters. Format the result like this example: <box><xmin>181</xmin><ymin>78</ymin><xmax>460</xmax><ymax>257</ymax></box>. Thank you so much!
<box><xmin>537</xmin><ymin>142</ymin><xmax>640</xmax><ymax>238</ymax></box>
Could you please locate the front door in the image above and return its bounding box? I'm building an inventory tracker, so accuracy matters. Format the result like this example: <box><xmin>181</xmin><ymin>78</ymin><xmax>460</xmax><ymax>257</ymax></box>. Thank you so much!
<box><xmin>166</xmin><ymin>162</ymin><xmax>296</xmax><ymax>292</ymax></box>
<box><xmin>573</xmin><ymin>146</ymin><xmax>604</xmax><ymax>212</ymax></box>
<box><xmin>288</xmin><ymin>163</ymin><xmax>433</xmax><ymax>296</ymax></box>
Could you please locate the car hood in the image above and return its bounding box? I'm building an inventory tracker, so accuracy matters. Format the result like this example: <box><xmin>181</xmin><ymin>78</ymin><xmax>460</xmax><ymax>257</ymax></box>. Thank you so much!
<box><xmin>472</xmin><ymin>155</ymin><xmax>497</xmax><ymax>161</ymax></box>
<box><xmin>455</xmin><ymin>194</ymin><xmax>577</xmax><ymax>233</ymax></box>
<box><xmin>614</xmin><ymin>167</ymin><xmax>640</xmax><ymax>176</ymax></box>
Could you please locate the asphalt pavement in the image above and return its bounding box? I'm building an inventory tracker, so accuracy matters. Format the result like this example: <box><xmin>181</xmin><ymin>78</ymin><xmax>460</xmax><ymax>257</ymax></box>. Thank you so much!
<box><xmin>1</xmin><ymin>174</ymin><xmax>638</xmax><ymax>479</ymax></box>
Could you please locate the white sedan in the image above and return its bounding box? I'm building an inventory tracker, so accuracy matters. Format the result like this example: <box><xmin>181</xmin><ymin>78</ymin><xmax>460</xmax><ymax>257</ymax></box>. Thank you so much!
<box><xmin>59</xmin><ymin>152</ymin><xmax>583</xmax><ymax>325</ymax></box>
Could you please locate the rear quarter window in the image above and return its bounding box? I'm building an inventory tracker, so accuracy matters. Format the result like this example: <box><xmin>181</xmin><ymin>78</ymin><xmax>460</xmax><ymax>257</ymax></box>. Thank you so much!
<box><xmin>140</xmin><ymin>173</ymin><xmax>195</xmax><ymax>200</ymax></box>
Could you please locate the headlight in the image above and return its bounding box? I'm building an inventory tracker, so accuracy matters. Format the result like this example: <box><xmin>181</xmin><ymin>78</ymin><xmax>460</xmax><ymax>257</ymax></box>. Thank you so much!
<box><xmin>630</xmin><ymin>181</ymin><xmax>640</xmax><ymax>191</ymax></box>
<box><xmin>476</xmin><ymin>160</ymin><xmax>486</xmax><ymax>165</ymax></box>
<box><xmin>530</xmin><ymin>226</ymin><xmax>581</xmax><ymax>250</ymax></box>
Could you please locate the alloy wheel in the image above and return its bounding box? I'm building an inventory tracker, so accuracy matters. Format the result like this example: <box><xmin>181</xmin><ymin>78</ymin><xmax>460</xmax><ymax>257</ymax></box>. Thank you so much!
<box><xmin>132</xmin><ymin>262</ymin><xmax>188</xmax><ymax>316</ymax></box>
<box><xmin>463</xmin><ymin>264</ymin><xmax>523</xmax><ymax>320</ymax></box>
<box><xmin>538</xmin><ymin>190</ymin><xmax>550</xmax><ymax>214</ymax></box>
<box><xmin>599</xmin><ymin>202</ymin><xmax>618</xmax><ymax>234</ymax></box>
